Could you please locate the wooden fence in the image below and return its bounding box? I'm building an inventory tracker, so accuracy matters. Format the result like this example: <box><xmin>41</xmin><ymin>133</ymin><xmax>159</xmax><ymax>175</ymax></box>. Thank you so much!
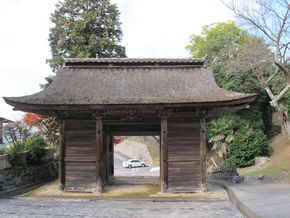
<box><xmin>0</xmin><ymin>148</ymin><xmax>55</xmax><ymax>170</ymax></box>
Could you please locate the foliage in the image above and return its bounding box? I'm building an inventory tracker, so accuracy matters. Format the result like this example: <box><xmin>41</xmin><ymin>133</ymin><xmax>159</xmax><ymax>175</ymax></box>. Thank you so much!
<box><xmin>113</xmin><ymin>136</ymin><xmax>123</xmax><ymax>145</ymax></box>
<box><xmin>224</xmin><ymin>126</ymin><xmax>269</xmax><ymax>167</ymax></box>
<box><xmin>22</xmin><ymin>113</ymin><xmax>59</xmax><ymax>147</ymax></box>
<box><xmin>46</xmin><ymin>0</ymin><xmax>126</xmax><ymax>73</ymax></box>
<box><xmin>187</xmin><ymin>21</ymin><xmax>272</xmax><ymax>167</ymax></box>
<box><xmin>25</xmin><ymin>137</ymin><xmax>48</xmax><ymax>165</ymax></box>
<box><xmin>25</xmin><ymin>137</ymin><xmax>48</xmax><ymax>151</ymax></box>
<box><xmin>0</xmin><ymin>121</ymin><xmax>33</xmax><ymax>149</ymax></box>
<box><xmin>7</xmin><ymin>152</ymin><xmax>21</xmax><ymax>167</ymax></box>
<box><xmin>0</xmin><ymin>121</ymin><xmax>35</xmax><ymax>166</ymax></box>
<box><xmin>186</xmin><ymin>21</ymin><xmax>248</xmax><ymax>65</ymax></box>
<box><xmin>207</xmin><ymin>115</ymin><xmax>236</xmax><ymax>158</ymax></box>
<box><xmin>186</xmin><ymin>21</ymin><xmax>272</xmax><ymax>131</ymax></box>
<box><xmin>222</xmin><ymin>0</ymin><xmax>290</xmax><ymax>138</ymax></box>
<box><xmin>39</xmin><ymin>75</ymin><xmax>55</xmax><ymax>90</ymax></box>
<box><xmin>0</xmin><ymin>165</ymin><xmax>27</xmax><ymax>176</ymax></box>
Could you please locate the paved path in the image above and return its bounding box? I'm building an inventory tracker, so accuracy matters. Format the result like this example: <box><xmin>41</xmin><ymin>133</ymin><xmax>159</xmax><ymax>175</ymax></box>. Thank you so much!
<box><xmin>0</xmin><ymin>197</ymin><xmax>241</xmax><ymax>218</ymax></box>
<box><xmin>217</xmin><ymin>179</ymin><xmax>290</xmax><ymax>218</ymax></box>
<box><xmin>114</xmin><ymin>151</ymin><xmax>159</xmax><ymax>177</ymax></box>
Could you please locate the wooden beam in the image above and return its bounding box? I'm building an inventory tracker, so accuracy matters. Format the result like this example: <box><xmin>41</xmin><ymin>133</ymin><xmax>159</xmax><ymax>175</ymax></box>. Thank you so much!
<box><xmin>6</xmin><ymin>95</ymin><xmax>258</xmax><ymax>112</ymax></box>
<box><xmin>161</xmin><ymin>119</ymin><xmax>168</xmax><ymax>193</ymax></box>
<box><xmin>107</xmin><ymin>131</ymin><xmax>160</xmax><ymax>136</ymax></box>
<box><xmin>64</xmin><ymin>157</ymin><xmax>96</xmax><ymax>162</ymax></box>
<box><xmin>200</xmin><ymin>118</ymin><xmax>207</xmax><ymax>191</ymax></box>
<box><xmin>96</xmin><ymin>119</ymin><xmax>103</xmax><ymax>193</ymax></box>
<box><xmin>59</xmin><ymin>120</ymin><xmax>65</xmax><ymax>190</ymax></box>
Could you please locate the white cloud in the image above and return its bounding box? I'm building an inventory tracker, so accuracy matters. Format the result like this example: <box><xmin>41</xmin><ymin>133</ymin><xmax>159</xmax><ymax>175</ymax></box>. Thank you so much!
<box><xmin>0</xmin><ymin>0</ymin><xmax>233</xmax><ymax>120</ymax></box>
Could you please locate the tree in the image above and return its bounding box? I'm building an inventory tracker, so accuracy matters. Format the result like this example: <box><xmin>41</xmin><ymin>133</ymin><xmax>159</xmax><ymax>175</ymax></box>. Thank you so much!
<box><xmin>222</xmin><ymin>0</ymin><xmax>290</xmax><ymax>138</ymax></box>
<box><xmin>0</xmin><ymin>121</ymin><xmax>34</xmax><ymax>166</ymax></box>
<box><xmin>225</xmin><ymin>126</ymin><xmax>269</xmax><ymax>167</ymax></box>
<box><xmin>46</xmin><ymin>0</ymin><xmax>126</xmax><ymax>73</ymax></box>
<box><xmin>186</xmin><ymin>21</ymin><xmax>248</xmax><ymax>64</ymax></box>
<box><xmin>186</xmin><ymin>21</ymin><xmax>271</xmax><ymax>166</ymax></box>
<box><xmin>22</xmin><ymin>113</ymin><xmax>59</xmax><ymax>146</ymax></box>
<box><xmin>186</xmin><ymin>21</ymin><xmax>272</xmax><ymax>131</ymax></box>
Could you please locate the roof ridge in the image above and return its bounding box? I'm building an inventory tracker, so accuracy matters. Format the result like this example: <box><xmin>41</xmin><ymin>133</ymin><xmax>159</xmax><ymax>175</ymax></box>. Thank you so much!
<box><xmin>63</xmin><ymin>57</ymin><xmax>205</xmax><ymax>63</ymax></box>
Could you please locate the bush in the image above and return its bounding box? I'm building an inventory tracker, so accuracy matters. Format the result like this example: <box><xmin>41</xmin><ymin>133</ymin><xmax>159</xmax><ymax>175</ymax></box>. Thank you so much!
<box><xmin>224</xmin><ymin>126</ymin><xmax>269</xmax><ymax>167</ymax></box>
<box><xmin>25</xmin><ymin>137</ymin><xmax>48</xmax><ymax>165</ymax></box>
<box><xmin>1</xmin><ymin>121</ymin><xmax>35</xmax><ymax>166</ymax></box>
<box><xmin>7</xmin><ymin>151</ymin><xmax>21</xmax><ymax>166</ymax></box>
<box><xmin>6</xmin><ymin>143</ymin><xmax>26</xmax><ymax>166</ymax></box>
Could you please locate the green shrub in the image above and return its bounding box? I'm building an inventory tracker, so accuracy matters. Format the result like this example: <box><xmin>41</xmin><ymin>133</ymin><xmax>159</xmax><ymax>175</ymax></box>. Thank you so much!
<box><xmin>25</xmin><ymin>137</ymin><xmax>47</xmax><ymax>151</ymax></box>
<box><xmin>7</xmin><ymin>151</ymin><xmax>21</xmax><ymax>166</ymax></box>
<box><xmin>224</xmin><ymin>126</ymin><xmax>269</xmax><ymax>167</ymax></box>
<box><xmin>25</xmin><ymin>137</ymin><xmax>48</xmax><ymax>165</ymax></box>
<box><xmin>6</xmin><ymin>142</ymin><xmax>26</xmax><ymax>166</ymax></box>
<box><xmin>5</xmin><ymin>141</ymin><xmax>25</xmax><ymax>153</ymax></box>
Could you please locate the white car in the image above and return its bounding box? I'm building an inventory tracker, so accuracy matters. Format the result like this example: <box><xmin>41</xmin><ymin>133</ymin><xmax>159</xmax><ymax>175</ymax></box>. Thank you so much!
<box><xmin>122</xmin><ymin>159</ymin><xmax>146</xmax><ymax>168</ymax></box>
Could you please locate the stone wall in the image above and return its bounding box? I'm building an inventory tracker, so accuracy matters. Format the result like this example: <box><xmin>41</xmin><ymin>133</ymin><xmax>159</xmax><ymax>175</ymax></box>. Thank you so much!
<box><xmin>207</xmin><ymin>164</ymin><xmax>244</xmax><ymax>183</ymax></box>
<box><xmin>115</xmin><ymin>140</ymin><xmax>154</xmax><ymax>166</ymax></box>
<box><xmin>0</xmin><ymin>161</ymin><xmax>59</xmax><ymax>191</ymax></box>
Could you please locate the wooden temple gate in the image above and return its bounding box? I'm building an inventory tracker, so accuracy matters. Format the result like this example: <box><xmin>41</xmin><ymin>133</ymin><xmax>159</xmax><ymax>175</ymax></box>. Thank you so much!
<box><xmin>3</xmin><ymin>58</ymin><xmax>257</xmax><ymax>193</ymax></box>
<box><xmin>57</xmin><ymin>111</ymin><xmax>206</xmax><ymax>193</ymax></box>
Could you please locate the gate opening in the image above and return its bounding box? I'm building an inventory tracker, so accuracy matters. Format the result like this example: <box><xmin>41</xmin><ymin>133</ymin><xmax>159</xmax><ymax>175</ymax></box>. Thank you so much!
<box><xmin>112</xmin><ymin>136</ymin><xmax>160</xmax><ymax>185</ymax></box>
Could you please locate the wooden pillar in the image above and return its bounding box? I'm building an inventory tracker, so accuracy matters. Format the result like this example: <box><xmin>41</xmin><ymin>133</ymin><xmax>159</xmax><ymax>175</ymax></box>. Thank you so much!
<box><xmin>110</xmin><ymin>136</ymin><xmax>114</xmax><ymax>177</ymax></box>
<box><xmin>96</xmin><ymin>118</ymin><xmax>103</xmax><ymax>193</ymax></box>
<box><xmin>106</xmin><ymin>126</ymin><xmax>110</xmax><ymax>182</ymax></box>
<box><xmin>59</xmin><ymin>120</ymin><xmax>65</xmax><ymax>190</ymax></box>
<box><xmin>161</xmin><ymin>119</ymin><xmax>168</xmax><ymax>193</ymax></box>
<box><xmin>0</xmin><ymin>120</ymin><xmax>3</xmax><ymax>144</ymax></box>
<box><xmin>200</xmin><ymin>117</ymin><xmax>207</xmax><ymax>191</ymax></box>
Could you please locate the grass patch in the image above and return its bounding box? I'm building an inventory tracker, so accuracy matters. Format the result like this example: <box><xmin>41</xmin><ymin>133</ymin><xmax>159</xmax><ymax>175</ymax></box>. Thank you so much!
<box><xmin>239</xmin><ymin>133</ymin><xmax>290</xmax><ymax>183</ymax></box>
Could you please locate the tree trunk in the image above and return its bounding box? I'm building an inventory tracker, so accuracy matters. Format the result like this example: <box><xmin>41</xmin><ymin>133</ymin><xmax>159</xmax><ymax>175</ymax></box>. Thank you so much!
<box><xmin>278</xmin><ymin>107</ymin><xmax>290</xmax><ymax>140</ymax></box>
<box><xmin>265</xmin><ymin>87</ymin><xmax>290</xmax><ymax>140</ymax></box>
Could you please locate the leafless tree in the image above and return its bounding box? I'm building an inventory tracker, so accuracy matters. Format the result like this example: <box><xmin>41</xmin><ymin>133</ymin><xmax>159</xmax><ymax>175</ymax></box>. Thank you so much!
<box><xmin>222</xmin><ymin>0</ymin><xmax>290</xmax><ymax>139</ymax></box>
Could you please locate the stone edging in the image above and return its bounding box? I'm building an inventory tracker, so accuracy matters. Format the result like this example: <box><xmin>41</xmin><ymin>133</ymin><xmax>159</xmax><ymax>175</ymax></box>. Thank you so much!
<box><xmin>0</xmin><ymin>178</ymin><xmax>57</xmax><ymax>199</ymax></box>
<box><xmin>213</xmin><ymin>181</ymin><xmax>260</xmax><ymax>218</ymax></box>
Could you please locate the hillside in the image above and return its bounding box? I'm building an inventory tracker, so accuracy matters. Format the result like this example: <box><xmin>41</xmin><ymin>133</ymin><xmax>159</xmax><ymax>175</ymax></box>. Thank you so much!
<box><xmin>238</xmin><ymin>132</ymin><xmax>290</xmax><ymax>183</ymax></box>
<box><xmin>115</xmin><ymin>136</ymin><xmax>160</xmax><ymax>167</ymax></box>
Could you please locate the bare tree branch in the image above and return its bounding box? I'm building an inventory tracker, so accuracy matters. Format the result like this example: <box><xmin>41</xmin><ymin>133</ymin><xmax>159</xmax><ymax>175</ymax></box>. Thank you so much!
<box><xmin>222</xmin><ymin>0</ymin><xmax>290</xmax><ymax>139</ymax></box>
<box><xmin>265</xmin><ymin>67</ymin><xmax>279</xmax><ymax>85</ymax></box>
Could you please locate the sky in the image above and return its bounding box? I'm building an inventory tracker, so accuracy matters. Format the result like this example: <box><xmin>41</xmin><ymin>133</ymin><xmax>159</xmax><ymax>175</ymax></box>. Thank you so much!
<box><xmin>0</xmin><ymin>0</ymin><xmax>234</xmax><ymax>121</ymax></box>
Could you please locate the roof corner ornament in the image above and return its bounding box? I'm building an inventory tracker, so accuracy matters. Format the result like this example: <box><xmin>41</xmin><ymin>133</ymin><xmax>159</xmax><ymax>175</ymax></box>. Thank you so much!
<box><xmin>202</xmin><ymin>54</ymin><xmax>207</xmax><ymax>68</ymax></box>
<box><xmin>157</xmin><ymin>109</ymin><xmax>172</xmax><ymax>120</ymax></box>
<box><xmin>62</xmin><ymin>56</ymin><xmax>66</xmax><ymax>68</ymax></box>
<box><xmin>92</xmin><ymin>110</ymin><xmax>106</xmax><ymax>120</ymax></box>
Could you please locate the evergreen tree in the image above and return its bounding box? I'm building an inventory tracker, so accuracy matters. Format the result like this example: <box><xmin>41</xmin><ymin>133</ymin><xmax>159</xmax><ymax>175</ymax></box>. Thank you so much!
<box><xmin>46</xmin><ymin>0</ymin><xmax>126</xmax><ymax>73</ymax></box>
